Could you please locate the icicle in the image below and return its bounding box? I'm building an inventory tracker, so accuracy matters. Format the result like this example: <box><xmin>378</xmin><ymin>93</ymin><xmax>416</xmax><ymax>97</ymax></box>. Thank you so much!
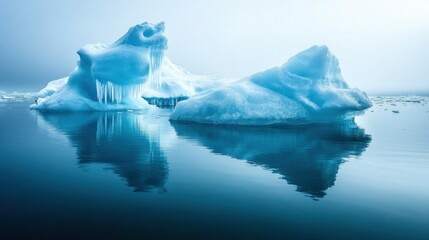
<box><xmin>149</xmin><ymin>44</ymin><xmax>165</xmax><ymax>88</ymax></box>
<box><xmin>95</xmin><ymin>79</ymin><xmax>144</xmax><ymax>105</ymax></box>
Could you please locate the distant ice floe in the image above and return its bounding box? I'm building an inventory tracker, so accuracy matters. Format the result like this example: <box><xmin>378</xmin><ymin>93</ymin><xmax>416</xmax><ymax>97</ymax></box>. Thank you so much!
<box><xmin>0</xmin><ymin>90</ymin><xmax>36</xmax><ymax>103</ymax></box>
<box><xmin>371</xmin><ymin>96</ymin><xmax>429</xmax><ymax>105</ymax></box>
<box><xmin>369</xmin><ymin>96</ymin><xmax>429</xmax><ymax>114</ymax></box>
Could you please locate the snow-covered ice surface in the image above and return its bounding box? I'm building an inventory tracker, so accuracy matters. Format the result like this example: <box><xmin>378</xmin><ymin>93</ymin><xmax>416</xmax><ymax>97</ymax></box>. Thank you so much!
<box><xmin>171</xmin><ymin>45</ymin><xmax>372</xmax><ymax>125</ymax></box>
<box><xmin>31</xmin><ymin>22</ymin><xmax>169</xmax><ymax>111</ymax></box>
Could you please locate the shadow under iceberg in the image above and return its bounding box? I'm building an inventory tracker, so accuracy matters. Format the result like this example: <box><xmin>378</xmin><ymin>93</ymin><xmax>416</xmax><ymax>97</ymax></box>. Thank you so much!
<box><xmin>36</xmin><ymin>111</ymin><xmax>168</xmax><ymax>192</ymax></box>
<box><xmin>171</xmin><ymin>121</ymin><xmax>371</xmax><ymax>198</ymax></box>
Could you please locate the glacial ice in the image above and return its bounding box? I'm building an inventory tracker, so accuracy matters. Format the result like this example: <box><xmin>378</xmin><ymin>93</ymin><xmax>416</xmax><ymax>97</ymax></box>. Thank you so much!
<box><xmin>170</xmin><ymin>45</ymin><xmax>372</xmax><ymax>125</ymax></box>
<box><xmin>32</xmin><ymin>22</ymin><xmax>170</xmax><ymax>111</ymax></box>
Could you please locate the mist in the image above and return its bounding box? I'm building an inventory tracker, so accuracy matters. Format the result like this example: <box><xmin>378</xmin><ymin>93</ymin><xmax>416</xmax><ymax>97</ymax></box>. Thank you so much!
<box><xmin>0</xmin><ymin>0</ymin><xmax>428</xmax><ymax>94</ymax></box>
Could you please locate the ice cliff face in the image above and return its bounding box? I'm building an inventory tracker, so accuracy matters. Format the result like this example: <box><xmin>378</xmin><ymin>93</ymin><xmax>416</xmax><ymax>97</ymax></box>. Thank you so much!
<box><xmin>32</xmin><ymin>22</ymin><xmax>168</xmax><ymax>111</ymax></box>
<box><xmin>170</xmin><ymin>45</ymin><xmax>372</xmax><ymax>125</ymax></box>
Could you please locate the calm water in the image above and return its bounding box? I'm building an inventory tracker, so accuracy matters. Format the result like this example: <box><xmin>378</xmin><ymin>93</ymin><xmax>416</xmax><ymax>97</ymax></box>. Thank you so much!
<box><xmin>0</xmin><ymin>97</ymin><xmax>428</xmax><ymax>239</ymax></box>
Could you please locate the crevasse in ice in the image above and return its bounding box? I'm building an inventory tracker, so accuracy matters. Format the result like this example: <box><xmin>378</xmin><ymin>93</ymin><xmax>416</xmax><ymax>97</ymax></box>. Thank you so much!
<box><xmin>170</xmin><ymin>45</ymin><xmax>372</xmax><ymax>125</ymax></box>
<box><xmin>32</xmin><ymin>22</ymin><xmax>168</xmax><ymax>111</ymax></box>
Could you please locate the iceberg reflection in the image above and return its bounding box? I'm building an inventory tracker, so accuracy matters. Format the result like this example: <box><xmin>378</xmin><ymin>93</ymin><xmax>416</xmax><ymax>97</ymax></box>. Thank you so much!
<box><xmin>172</xmin><ymin>121</ymin><xmax>371</xmax><ymax>198</ymax></box>
<box><xmin>36</xmin><ymin>111</ymin><xmax>168</xmax><ymax>192</ymax></box>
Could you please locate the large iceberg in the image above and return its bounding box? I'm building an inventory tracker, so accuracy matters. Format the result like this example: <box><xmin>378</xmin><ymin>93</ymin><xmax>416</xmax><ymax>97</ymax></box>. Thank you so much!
<box><xmin>32</xmin><ymin>22</ymin><xmax>169</xmax><ymax>111</ymax></box>
<box><xmin>32</xmin><ymin>22</ymin><xmax>224</xmax><ymax>110</ymax></box>
<box><xmin>171</xmin><ymin>45</ymin><xmax>372</xmax><ymax>125</ymax></box>
<box><xmin>31</xmin><ymin>22</ymin><xmax>222</xmax><ymax>111</ymax></box>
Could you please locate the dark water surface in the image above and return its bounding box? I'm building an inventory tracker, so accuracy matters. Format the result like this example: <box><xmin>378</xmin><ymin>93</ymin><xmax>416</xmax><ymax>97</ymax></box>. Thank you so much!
<box><xmin>0</xmin><ymin>98</ymin><xmax>428</xmax><ymax>239</ymax></box>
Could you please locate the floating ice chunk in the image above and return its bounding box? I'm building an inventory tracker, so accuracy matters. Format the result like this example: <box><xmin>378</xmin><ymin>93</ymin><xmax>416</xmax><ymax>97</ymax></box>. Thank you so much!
<box><xmin>171</xmin><ymin>45</ymin><xmax>372</xmax><ymax>125</ymax></box>
<box><xmin>31</xmin><ymin>22</ymin><xmax>168</xmax><ymax>111</ymax></box>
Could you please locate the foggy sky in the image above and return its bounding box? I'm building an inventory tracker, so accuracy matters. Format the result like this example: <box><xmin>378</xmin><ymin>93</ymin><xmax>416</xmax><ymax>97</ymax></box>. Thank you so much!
<box><xmin>0</xmin><ymin>0</ymin><xmax>428</xmax><ymax>93</ymax></box>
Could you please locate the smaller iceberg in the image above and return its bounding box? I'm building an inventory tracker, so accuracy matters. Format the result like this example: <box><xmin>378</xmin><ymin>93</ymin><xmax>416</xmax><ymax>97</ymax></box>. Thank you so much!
<box><xmin>170</xmin><ymin>45</ymin><xmax>372</xmax><ymax>125</ymax></box>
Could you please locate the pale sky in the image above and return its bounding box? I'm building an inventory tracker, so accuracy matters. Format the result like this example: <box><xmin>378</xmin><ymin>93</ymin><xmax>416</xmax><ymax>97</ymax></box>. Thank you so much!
<box><xmin>0</xmin><ymin>0</ymin><xmax>428</xmax><ymax>94</ymax></box>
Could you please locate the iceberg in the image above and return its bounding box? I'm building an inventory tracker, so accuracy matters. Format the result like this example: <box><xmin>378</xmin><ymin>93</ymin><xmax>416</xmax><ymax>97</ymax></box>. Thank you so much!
<box><xmin>32</xmin><ymin>22</ymin><xmax>225</xmax><ymax>111</ymax></box>
<box><xmin>170</xmin><ymin>45</ymin><xmax>372</xmax><ymax>125</ymax></box>
<box><xmin>32</xmin><ymin>22</ymin><xmax>171</xmax><ymax>111</ymax></box>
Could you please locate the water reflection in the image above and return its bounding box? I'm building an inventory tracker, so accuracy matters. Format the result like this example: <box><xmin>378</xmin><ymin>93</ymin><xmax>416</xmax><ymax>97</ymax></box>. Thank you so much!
<box><xmin>36</xmin><ymin>111</ymin><xmax>168</xmax><ymax>192</ymax></box>
<box><xmin>172</xmin><ymin>121</ymin><xmax>371</xmax><ymax>198</ymax></box>
<box><xmin>35</xmin><ymin>109</ymin><xmax>372</xmax><ymax>198</ymax></box>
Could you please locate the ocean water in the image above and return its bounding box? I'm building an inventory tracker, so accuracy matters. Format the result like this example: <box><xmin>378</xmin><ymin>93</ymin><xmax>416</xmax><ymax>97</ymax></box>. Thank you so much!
<box><xmin>0</xmin><ymin>97</ymin><xmax>428</xmax><ymax>240</ymax></box>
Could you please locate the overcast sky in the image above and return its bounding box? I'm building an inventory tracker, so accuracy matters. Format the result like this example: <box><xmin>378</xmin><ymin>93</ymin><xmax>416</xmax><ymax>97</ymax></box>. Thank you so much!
<box><xmin>0</xmin><ymin>0</ymin><xmax>428</xmax><ymax>93</ymax></box>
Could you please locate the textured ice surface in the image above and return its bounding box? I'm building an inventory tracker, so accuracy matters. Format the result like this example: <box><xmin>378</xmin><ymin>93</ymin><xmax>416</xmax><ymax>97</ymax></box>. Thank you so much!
<box><xmin>32</xmin><ymin>22</ymin><xmax>168</xmax><ymax>111</ymax></box>
<box><xmin>36</xmin><ymin>78</ymin><xmax>68</xmax><ymax>98</ymax></box>
<box><xmin>171</xmin><ymin>45</ymin><xmax>372</xmax><ymax>125</ymax></box>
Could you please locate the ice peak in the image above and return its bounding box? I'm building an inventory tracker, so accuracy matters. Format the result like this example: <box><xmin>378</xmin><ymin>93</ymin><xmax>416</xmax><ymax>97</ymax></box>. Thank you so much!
<box><xmin>283</xmin><ymin>45</ymin><xmax>334</xmax><ymax>78</ymax></box>
<box><xmin>114</xmin><ymin>22</ymin><xmax>168</xmax><ymax>49</ymax></box>
<box><xmin>282</xmin><ymin>45</ymin><xmax>346</xmax><ymax>88</ymax></box>
<box><xmin>111</xmin><ymin>22</ymin><xmax>167</xmax><ymax>88</ymax></box>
